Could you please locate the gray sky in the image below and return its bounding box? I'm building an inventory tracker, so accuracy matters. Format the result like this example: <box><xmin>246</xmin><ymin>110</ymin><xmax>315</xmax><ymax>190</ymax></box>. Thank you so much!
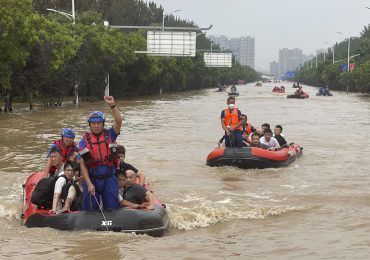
<box><xmin>149</xmin><ymin>0</ymin><xmax>370</xmax><ymax>71</ymax></box>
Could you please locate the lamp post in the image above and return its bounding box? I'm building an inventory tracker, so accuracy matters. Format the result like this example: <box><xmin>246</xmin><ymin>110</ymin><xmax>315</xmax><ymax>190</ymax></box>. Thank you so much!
<box><xmin>162</xmin><ymin>9</ymin><xmax>181</xmax><ymax>31</ymax></box>
<box><xmin>332</xmin><ymin>43</ymin><xmax>335</xmax><ymax>64</ymax></box>
<box><xmin>324</xmin><ymin>41</ymin><xmax>330</xmax><ymax>63</ymax></box>
<box><xmin>46</xmin><ymin>0</ymin><xmax>75</xmax><ymax>24</ymax></box>
<box><xmin>337</xmin><ymin>31</ymin><xmax>350</xmax><ymax>72</ymax></box>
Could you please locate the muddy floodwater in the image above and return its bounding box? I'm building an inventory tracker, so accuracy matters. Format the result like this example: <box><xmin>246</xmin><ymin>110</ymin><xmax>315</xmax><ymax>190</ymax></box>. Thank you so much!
<box><xmin>1</xmin><ymin>82</ymin><xmax>370</xmax><ymax>259</ymax></box>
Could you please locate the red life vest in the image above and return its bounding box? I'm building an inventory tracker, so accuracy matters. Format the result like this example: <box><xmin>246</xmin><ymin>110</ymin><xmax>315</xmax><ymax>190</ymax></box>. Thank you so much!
<box><xmin>54</xmin><ymin>139</ymin><xmax>76</xmax><ymax>162</ymax></box>
<box><xmin>223</xmin><ymin>108</ymin><xmax>242</xmax><ymax>131</ymax></box>
<box><xmin>82</xmin><ymin>129</ymin><xmax>117</xmax><ymax>169</ymax></box>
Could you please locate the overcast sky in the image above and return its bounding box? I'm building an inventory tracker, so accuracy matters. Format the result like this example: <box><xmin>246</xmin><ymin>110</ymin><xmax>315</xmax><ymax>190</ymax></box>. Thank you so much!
<box><xmin>148</xmin><ymin>0</ymin><xmax>370</xmax><ymax>72</ymax></box>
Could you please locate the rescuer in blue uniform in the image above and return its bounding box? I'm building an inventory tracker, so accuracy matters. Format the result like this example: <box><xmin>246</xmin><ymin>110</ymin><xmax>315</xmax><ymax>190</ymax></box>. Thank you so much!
<box><xmin>79</xmin><ymin>96</ymin><xmax>122</xmax><ymax>210</ymax></box>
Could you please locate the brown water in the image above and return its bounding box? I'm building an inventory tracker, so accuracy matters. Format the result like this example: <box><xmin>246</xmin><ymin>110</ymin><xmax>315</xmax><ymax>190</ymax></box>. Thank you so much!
<box><xmin>1</xmin><ymin>82</ymin><xmax>370</xmax><ymax>259</ymax></box>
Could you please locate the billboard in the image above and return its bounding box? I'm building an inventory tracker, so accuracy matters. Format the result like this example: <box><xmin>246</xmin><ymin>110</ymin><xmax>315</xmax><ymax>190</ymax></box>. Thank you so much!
<box><xmin>146</xmin><ymin>31</ymin><xmax>196</xmax><ymax>57</ymax></box>
<box><xmin>281</xmin><ymin>71</ymin><xmax>296</xmax><ymax>80</ymax></box>
<box><xmin>203</xmin><ymin>53</ymin><xmax>232</xmax><ymax>68</ymax></box>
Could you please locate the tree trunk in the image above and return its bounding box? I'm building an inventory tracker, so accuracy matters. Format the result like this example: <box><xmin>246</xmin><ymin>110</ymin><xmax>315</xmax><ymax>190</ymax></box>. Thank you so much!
<box><xmin>28</xmin><ymin>88</ymin><xmax>33</xmax><ymax>110</ymax></box>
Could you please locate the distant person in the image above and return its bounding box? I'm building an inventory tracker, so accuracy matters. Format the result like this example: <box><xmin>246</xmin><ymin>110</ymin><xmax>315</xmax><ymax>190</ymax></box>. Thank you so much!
<box><xmin>295</xmin><ymin>86</ymin><xmax>304</xmax><ymax>95</ymax></box>
<box><xmin>220</xmin><ymin>97</ymin><xmax>245</xmax><ymax>148</ymax></box>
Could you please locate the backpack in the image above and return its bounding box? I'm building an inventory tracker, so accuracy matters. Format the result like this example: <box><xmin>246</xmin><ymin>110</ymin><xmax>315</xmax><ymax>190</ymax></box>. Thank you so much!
<box><xmin>30</xmin><ymin>175</ymin><xmax>67</xmax><ymax>209</ymax></box>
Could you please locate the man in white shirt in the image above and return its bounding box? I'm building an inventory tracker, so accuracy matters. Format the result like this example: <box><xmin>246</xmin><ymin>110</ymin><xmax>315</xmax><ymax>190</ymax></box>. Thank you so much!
<box><xmin>260</xmin><ymin>128</ymin><xmax>281</xmax><ymax>150</ymax></box>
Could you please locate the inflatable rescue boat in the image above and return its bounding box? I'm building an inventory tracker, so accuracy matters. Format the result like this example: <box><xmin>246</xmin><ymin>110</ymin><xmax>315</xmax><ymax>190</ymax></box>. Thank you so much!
<box><xmin>21</xmin><ymin>172</ymin><xmax>169</xmax><ymax>237</ymax></box>
<box><xmin>206</xmin><ymin>143</ymin><xmax>303</xmax><ymax>169</ymax></box>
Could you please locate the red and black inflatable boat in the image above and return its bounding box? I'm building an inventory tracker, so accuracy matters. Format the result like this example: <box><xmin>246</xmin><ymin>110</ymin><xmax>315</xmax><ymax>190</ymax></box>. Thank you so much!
<box><xmin>272</xmin><ymin>86</ymin><xmax>285</xmax><ymax>93</ymax></box>
<box><xmin>287</xmin><ymin>93</ymin><xmax>309</xmax><ymax>99</ymax></box>
<box><xmin>21</xmin><ymin>172</ymin><xmax>169</xmax><ymax>237</ymax></box>
<box><xmin>206</xmin><ymin>143</ymin><xmax>303</xmax><ymax>169</ymax></box>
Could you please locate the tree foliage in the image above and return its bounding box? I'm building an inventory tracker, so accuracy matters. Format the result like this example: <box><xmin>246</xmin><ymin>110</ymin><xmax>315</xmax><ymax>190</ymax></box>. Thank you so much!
<box><xmin>296</xmin><ymin>24</ymin><xmax>370</xmax><ymax>92</ymax></box>
<box><xmin>1</xmin><ymin>0</ymin><xmax>260</xmax><ymax>110</ymax></box>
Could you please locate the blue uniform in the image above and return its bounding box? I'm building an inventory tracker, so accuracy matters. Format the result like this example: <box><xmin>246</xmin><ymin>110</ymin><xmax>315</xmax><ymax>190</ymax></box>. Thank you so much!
<box><xmin>79</xmin><ymin>127</ymin><xmax>120</xmax><ymax>210</ymax></box>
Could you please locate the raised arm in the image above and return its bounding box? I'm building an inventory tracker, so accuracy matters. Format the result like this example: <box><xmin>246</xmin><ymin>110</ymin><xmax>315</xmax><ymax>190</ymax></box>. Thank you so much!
<box><xmin>104</xmin><ymin>96</ymin><xmax>122</xmax><ymax>134</ymax></box>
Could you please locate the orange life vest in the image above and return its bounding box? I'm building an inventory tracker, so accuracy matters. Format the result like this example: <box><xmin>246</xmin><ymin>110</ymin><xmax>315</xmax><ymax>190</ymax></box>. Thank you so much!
<box><xmin>223</xmin><ymin>108</ymin><xmax>242</xmax><ymax>131</ymax></box>
<box><xmin>244</xmin><ymin>123</ymin><xmax>252</xmax><ymax>135</ymax></box>
<box><xmin>82</xmin><ymin>130</ymin><xmax>117</xmax><ymax>169</ymax></box>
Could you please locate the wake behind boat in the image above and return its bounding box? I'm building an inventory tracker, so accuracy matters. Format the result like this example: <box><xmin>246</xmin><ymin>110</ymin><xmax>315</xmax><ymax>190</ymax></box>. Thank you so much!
<box><xmin>21</xmin><ymin>172</ymin><xmax>169</xmax><ymax>237</ymax></box>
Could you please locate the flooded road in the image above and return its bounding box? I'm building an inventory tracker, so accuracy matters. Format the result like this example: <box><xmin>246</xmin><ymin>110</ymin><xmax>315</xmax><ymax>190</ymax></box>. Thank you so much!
<box><xmin>1</xmin><ymin>82</ymin><xmax>370</xmax><ymax>259</ymax></box>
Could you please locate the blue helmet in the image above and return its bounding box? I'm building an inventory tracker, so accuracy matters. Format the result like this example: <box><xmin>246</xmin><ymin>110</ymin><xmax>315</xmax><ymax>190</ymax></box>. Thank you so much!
<box><xmin>61</xmin><ymin>128</ymin><xmax>75</xmax><ymax>138</ymax></box>
<box><xmin>88</xmin><ymin>111</ymin><xmax>105</xmax><ymax>123</ymax></box>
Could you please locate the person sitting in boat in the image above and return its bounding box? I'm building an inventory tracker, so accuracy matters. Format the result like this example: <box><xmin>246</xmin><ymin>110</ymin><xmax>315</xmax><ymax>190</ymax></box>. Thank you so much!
<box><xmin>321</xmin><ymin>86</ymin><xmax>330</xmax><ymax>96</ymax></box>
<box><xmin>250</xmin><ymin>133</ymin><xmax>269</xmax><ymax>149</ymax></box>
<box><xmin>230</xmin><ymin>85</ymin><xmax>237</xmax><ymax>92</ymax></box>
<box><xmin>295</xmin><ymin>86</ymin><xmax>304</xmax><ymax>95</ymax></box>
<box><xmin>220</xmin><ymin>97</ymin><xmax>245</xmax><ymax>148</ymax></box>
<box><xmin>258</xmin><ymin>123</ymin><xmax>270</xmax><ymax>137</ymax></box>
<box><xmin>43</xmin><ymin>128</ymin><xmax>76</xmax><ymax>178</ymax></box>
<box><xmin>79</xmin><ymin>96</ymin><xmax>122</xmax><ymax>210</ymax></box>
<box><xmin>318</xmin><ymin>87</ymin><xmax>325</xmax><ymax>95</ymax></box>
<box><xmin>49</xmin><ymin>161</ymin><xmax>75</xmax><ymax>215</ymax></box>
<box><xmin>117</xmin><ymin>145</ymin><xmax>145</xmax><ymax>186</ymax></box>
<box><xmin>61</xmin><ymin>149</ymin><xmax>84</xmax><ymax>212</ymax></box>
<box><xmin>240</xmin><ymin>114</ymin><xmax>260</xmax><ymax>143</ymax></box>
<box><xmin>273</xmin><ymin>125</ymin><xmax>288</xmax><ymax>148</ymax></box>
<box><xmin>48</xmin><ymin>147</ymin><xmax>65</xmax><ymax>177</ymax></box>
<box><xmin>117</xmin><ymin>169</ymin><xmax>154</xmax><ymax>210</ymax></box>
<box><xmin>260</xmin><ymin>128</ymin><xmax>281</xmax><ymax>150</ymax></box>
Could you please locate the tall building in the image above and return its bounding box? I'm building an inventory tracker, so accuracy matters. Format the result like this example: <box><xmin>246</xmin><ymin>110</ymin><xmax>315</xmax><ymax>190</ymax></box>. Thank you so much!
<box><xmin>278</xmin><ymin>48</ymin><xmax>304</xmax><ymax>75</ymax></box>
<box><xmin>269</xmin><ymin>61</ymin><xmax>279</xmax><ymax>78</ymax></box>
<box><xmin>209</xmin><ymin>35</ymin><xmax>229</xmax><ymax>50</ymax></box>
<box><xmin>208</xmin><ymin>35</ymin><xmax>255</xmax><ymax>69</ymax></box>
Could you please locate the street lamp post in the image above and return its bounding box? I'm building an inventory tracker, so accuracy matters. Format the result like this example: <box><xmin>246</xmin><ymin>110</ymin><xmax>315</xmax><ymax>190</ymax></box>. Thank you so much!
<box><xmin>46</xmin><ymin>0</ymin><xmax>75</xmax><ymax>24</ymax></box>
<box><xmin>332</xmin><ymin>44</ymin><xmax>335</xmax><ymax>64</ymax></box>
<box><xmin>337</xmin><ymin>31</ymin><xmax>351</xmax><ymax>72</ymax></box>
<box><xmin>324</xmin><ymin>41</ymin><xmax>330</xmax><ymax>63</ymax></box>
<box><xmin>162</xmin><ymin>9</ymin><xmax>181</xmax><ymax>31</ymax></box>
